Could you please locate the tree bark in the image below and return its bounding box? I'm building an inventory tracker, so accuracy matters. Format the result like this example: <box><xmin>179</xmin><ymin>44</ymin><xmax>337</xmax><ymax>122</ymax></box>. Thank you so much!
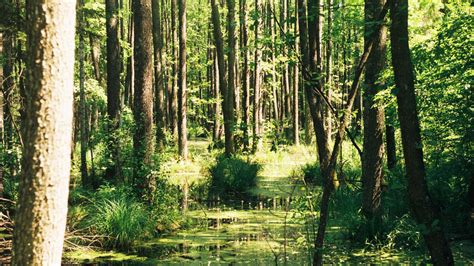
<box><xmin>293</xmin><ymin>2</ymin><xmax>299</xmax><ymax>146</ymax></box>
<box><xmin>239</xmin><ymin>0</ymin><xmax>250</xmax><ymax>150</ymax></box>
<box><xmin>170</xmin><ymin>0</ymin><xmax>179</xmax><ymax>136</ymax></box>
<box><xmin>106</xmin><ymin>0</ymin><xmax>122</xmax><ymax>182</ymax></box>
<box><xmin>361</xmin><ymin>0</ymin><xmax>387</xmax><ymax>234</ymax></box>
<box><xmin>12</xmin><ymin>0</ymin><xmax>76</xmax><ymax>263</ymax></box>
<box><xmin>252</xmin><ymin>0</ymin><xmax>262</xmax><ymax>152</ymax></box>
<box><xmin>152</xmin><ymin>0</ymin><xmax>166</xmax><ymax>151</ymax></box>
<box><xmin>227</xmin><ymin>0</ymin><xmax>237</xmax><ymax>154</ymax></box>
<box><xmin>390</xmin><ymin>0</ymin><xmax>453</xmax><ymax>264</ymax></box>
<box><xmin>178</xmin><ymin>0</ymin><xmax>188</xmax><ymax>160</ymax></box>
<box><xmin>386</xmin><ymin>123</ymin><xmax>396</xmax><ymax>169</ymax></box>
<box><xmin>211</xmin><ymin>0</ymin><xmax>234</xmax><ymax>156</ymax></box>
<box><xmin>79</xmin><ymin>0</ymin><xmax>89</xmax><ymax>187</ymax></box>
<box><xmin>133</xmin><ymin>0</ymin><xmax>155</xmax><ymax>195</ymax></box>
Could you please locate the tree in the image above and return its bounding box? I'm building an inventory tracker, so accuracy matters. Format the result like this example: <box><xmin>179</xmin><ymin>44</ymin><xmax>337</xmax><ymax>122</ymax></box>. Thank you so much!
<box><xmin>152</xmin><ymin>0</ymin><xmax>166</xmax><ymax>151</ymax></box>
<box><xmin>79</xmin><ymin>0</ymin><xmax>90</xmax><ymax>187</ymax></box>
<box><xmin>106</xmin><ymin>0</ymin><xmax>123</xmax><ymax>181</ymax></box>
<box><xmin>178</xmin><ymin>0</ymin><xmax>188</xmax><ymax>160</ymax></box>
<box><xmin>211</xmin><ymin>0</ymin><xmax>234</xmax><ymax>156</ymax></box>
<box><xmin>389</xmin><ymin>0</ymin><xmax>454</xmax><ymax>264</ymax></box>
<box><xmin>239</xmin><ymin>0</ymin><xmax>250</xmax><ymax>150</ymax></box>
<box><xmin>133</xmin><ymin>0</ymin><xmax>155</xmax><ymax>194</ymax></box>
<box><xmin>12</xmin><ymin>0</ymin><xmax>76</xmax><ymax>263</ymax></box>
<box><xmin>361</xmin><ymin>0</ymin><xmax>387</xmax><ymax>234</ymax></box>
<box><xmin>252</xmin><ymin>0</ymin><xmax>262</xmax><ymax>152</ymax></box>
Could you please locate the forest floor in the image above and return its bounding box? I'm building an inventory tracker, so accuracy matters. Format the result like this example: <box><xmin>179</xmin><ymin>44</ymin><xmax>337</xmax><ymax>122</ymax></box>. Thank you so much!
<box><xmin>64</xmin><ymin>140</ymin><xmax>474</xmax><ymax>264</ymax></box>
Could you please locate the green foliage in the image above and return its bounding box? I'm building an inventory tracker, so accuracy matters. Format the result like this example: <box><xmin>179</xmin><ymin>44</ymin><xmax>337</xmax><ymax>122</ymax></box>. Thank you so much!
<box><xmin>300</xmin><ymin>162</ymin><xmax>322</xmax><ymax>186</ymax></box>
<box><xmin>85</xmin><ymin>186</ymin><xmax>152</xmax><ymax>250</ymax></box>
<box><xmin>208</xmin><ymin>155</ymin><xmax>262</xmax><ymax>198</ymax></box>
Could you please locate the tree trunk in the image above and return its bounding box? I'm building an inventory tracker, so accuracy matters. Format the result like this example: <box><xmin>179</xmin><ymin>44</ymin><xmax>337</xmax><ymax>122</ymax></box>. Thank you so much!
<box><xmin>293</xmin><ymin>3</ymin><xmax>299</xmax><ymax>146</ymax></box>
<box><xmin>79</xmin><ymin>0</ymin><xmax>89</xmax><ymax>187</ymax></box>
<box><xmin>252</xmin><ymin>0</ymin><xmax>262</xmax><ymax>152</ymax></box>
<box><xmin>211</xmin><ymin>0</ymin><xmax>234</xmax><ymax>156</ymax></box>
<box><xmin>325</xmin><ymin>0</ymin><xmax>333</xmax><ymax>141</ymax></box>
<box><xmin>12</xmin><ymin>0</ymin><xmax>76</xmax><ymax>263</ymax></box>
<box><xmin>152</xmin><ymin>0</ymin><xmax>166</xmax><ymax>151</ymax></box>
<box><xmin>390</xmin><ymin>0</ymin><xmax>453</xmax><ymax>264</ymax></box>
<box><xmin>178</xmin><ymin>0</ymin><xmax>188</xmax><ymax>160</ymax></box>
<box><xmin>133</xmin><ymin>0</ymin><xmax>155</xmax><ymax>196</ymax></box>
<box><xmin>240</xmin><ymin>0</ymin><xmax>250</xmax><ymax>150</ymax></box>
<box><xmin>106</xmin><ymin>0</ymin><xmax>122</xmax><ymax>182</ymax></box>
<box><xmin>361</xmin><ymin>0</ymin><xmax>387</xmax><ymax>235</ymax></box>
<box><xmin>386</xmin><ymin>123</ymin><xmax>396</xmax><ymax>169</ymax></box>
<box><xmin>170</xmin><ymin>0</ymin><xmax>179</xmax><ymax>136</ymax></box>
<box><xmin>227</xmin><ymin>0</ymin><xmax>237</xmax><ymax>154</ymax></box>
<box><xmin>89</xmin><ymin>34</ymin><xmax>102</xmax><ymax>83</ymax></box>
<box><xmin>0</xmin><ymin>33</ymin><xmax>3</xmax><ymax>197</ymax></box>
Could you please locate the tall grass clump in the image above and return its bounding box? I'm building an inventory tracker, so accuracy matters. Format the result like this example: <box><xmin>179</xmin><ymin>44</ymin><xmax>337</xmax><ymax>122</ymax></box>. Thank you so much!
<box><xmin>86</xmin><ymin>186</ymin><xmax>152</xmax><ymax>250</ymax></box>
<box><xmin>208</xmin><ymin>155</ymin><xmax>262</xmax><ymax>198</ymax></box>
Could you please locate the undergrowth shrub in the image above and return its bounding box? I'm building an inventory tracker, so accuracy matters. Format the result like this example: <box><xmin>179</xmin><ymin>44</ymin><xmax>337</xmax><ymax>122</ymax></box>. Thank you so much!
<box><xmin>208</xmin><ymin>155</ymin><xmax>262</xmax><ymax>198</ymax></box>
<box><xmin>87</xmin><ymin>186</ymin><xmax>151</xmax><ymax>250</ymax></box>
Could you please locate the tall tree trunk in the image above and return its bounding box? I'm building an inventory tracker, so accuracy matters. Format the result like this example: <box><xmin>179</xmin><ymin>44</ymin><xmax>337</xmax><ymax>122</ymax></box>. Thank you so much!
<box><xmin>306</xmin><ymin>0</ymin><xmax>333</xmax><ymax>187</ymax></box>
<box><xmin>152</xmin><ymin>0</ymin><xmax>166</xmax><ymax>151</ymax></box>
<box><xmin>252</xmin><ymin>0</ymin><xmax>262</xmax><ymax>152</ymax></box>
<box><xmin>211</xmin><ymin>0</ymin><xmax>234</xmax><ymax>156</ymax></box>
<box><xmin>125</xmin><ymin>5</ymin><xmax>134</xmax><ymax>108</ymax></box>
<box><xmin>212</xmin><ymin>49</ymin><xmax>222</xmax><ymax>141</ymax></box>
<box><xmin>12</xmin><ymin>0</ymin><xmax>76</xmax><ymax>263</ymax></box>
<box><xmin>240</xmin><ymin>0</ymin><xmax>250</xmax><ymax>150</ymax></box>
<box><xmin>79</xmin><ymin>0</ymin><xmax>89</xmax><ymax>187</ymax></box>
<box><xmin>390</xmin><ymin>0</ymin><xmax>453</xmax><ymax>264</ymax></box>
<box><xmin>361</xmin><ymin>0</ymin><xmax>387</xmax><ymax>235</ymax></box>
<box><xmin>227</xmin><ymin>0</ymin><xmax>237</xmax><ymax>155</ymax></box>
<box><xmin>178</xmin><ymin>0</ymin><xmax>188</xmax><ymax>160</ymax></box>
<box><xmin>293</xmin><ymin>2</ymin><xmax>299</xmax><ymax>145</ymax></box>
<box><xmin>170</xmin><ymin>0</ymin><xmax>179</xmax><ymax>136</ymax></box>
<box><xmin>325</xmin><ymin>0</ymin><xmax>333</xmax><ymax>141</ymax></box>
<box><xmin>386</xmin><ymin>122</ymin><xmax>396</xmax><ymax>169</ymax></box>
<box><xmin>133</xmin><ymin>0</ymin><xmax>155</xmax><ymax>196</ymax></box>
<box><xmin>268</xmin><ymin>1</ymin><xmax>279</xmax><ymax>128</ymax></box>
<box><xmin>106</xmin><ymin>0</ymin><xmax>122</xmax><ymax>182</ymax></box>
<box><xmin>0</xmin><ymin>33</ymin><xmax>4</xmax><ymax>197</ymax></box>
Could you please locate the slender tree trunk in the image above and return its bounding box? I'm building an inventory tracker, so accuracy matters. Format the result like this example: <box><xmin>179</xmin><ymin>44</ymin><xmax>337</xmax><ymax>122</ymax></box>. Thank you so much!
<box><xmin>211</xmin><ymin>0</ymin><xmax>234</xmax><ymax>156</ymax></box>
<box><xmin>12</xmin><ymin>0</ymin><xmax>76</xmax><ymax>263</ymax></box>
<box><xmin>268</xmin><ymin>1</ymin><xmax>279</xmax><ymax>128</ymax></box>
<box><xmin>0</xmin><ymin>33</ymin><xmax>4</xmax><ymax>197</ymax></box>
<box><xmin>361</xmin><ymin>0</ymin><xmax>387</xmax><ymax>235</ymax></box>
<box><xmin>79</xmin><ymin>0</ymin><xmax>89</xmax><ymax>187</ymax></box>
<box><xmin>133</xmin><ymin>0</ymin><xmax>155</xmax><ymax>196</ymax></box>
<box><xmin>227</xmin><ymin>0</ymin><xmax>237</xmax><ymax>154</ymax></box>
<box><xmin>325</xmin><ymin>0</ymin><xmax>333</xmax><ymax>141</ymax></box>
<box><xmin>293</xmin><ymin>3</ymin><xmax>299</xmax><ymax>145</ymax></box>
<box><xmin>240</xmin><ymin>0</ymin><xmax>250</xmax><ymax>150</ymax></box>
<box><xmin>125</xmin><ymin>6</ymin><xmax>134</xmax><ymax>108</ymax></box>
<box><xmin>89</xmin><ymin>34</ymin><xmax>102</xmax><ymax>83</ymax></box>
<box><xmin>152</xmin><ymin>0</ymin><xmax>166</xmax><ymax>151</ymax></box>
<box><xmin>106</xmin><ymin>0</ymin><xmax>122</xmax><ymax>181</ymax></box>
<box><xmin>386</xmin><ymin>123</ymin><xmax>396</xmax><ymax>169</ymax></box>
<box><xmin>178</xmin><ymin>0</ymin><xmax>188</xmax><ymax>160</ymax></box>
<box><xmin>252</xmin><ymin>0</ymin><xmax>262</xmax><ymax>152</ymax></box>
<box><xmin>212</xmin><ymin>49</ymin><xmax>222</xmax><ymax>141</ymax></box>
<box><xmin>170</xmin><ymin>0</ymin><xmax>179</xmax><ymax>136</ymax></box>
<box><xmin>390</xmin><ymin>0</ymin><xmax>453</xmax><ymax>264</ymax></box>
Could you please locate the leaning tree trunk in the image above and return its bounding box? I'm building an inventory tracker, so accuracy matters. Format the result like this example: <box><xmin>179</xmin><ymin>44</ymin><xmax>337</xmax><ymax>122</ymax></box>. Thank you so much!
<box><xmin>177</xmin><ymin>0</ymin><xmax>188</xmax><ymax>160</ymax></box>
<box><xmin>133</xmin><ymin>0</ymin><xmax>155</xmax><ymax>196</ymax></box>
<box><xmin>390</xmin><ymin>0</ymin><xmax>454</xmax><ymax>264</ymax></box>
<box><xmin>106</xmin><ymin>0</ymin><xmax>122</xmax><ymax>181</ymax></box>
<box><xmin>361</xmin><ymin>0</ymin><xmax>387</xmax><ymax>235</ymax></box>
<box><xmin>12</xmin><ymin>0</ymin><xmax>76</xmax><ymax>264</ymax></box>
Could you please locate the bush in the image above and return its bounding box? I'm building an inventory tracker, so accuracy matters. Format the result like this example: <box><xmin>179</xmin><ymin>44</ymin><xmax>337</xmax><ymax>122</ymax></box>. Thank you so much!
<box><xmin>208</xmin><ymin>155</ymin><xmax>262</xmax><ymax>198</ymax></box>
<box><xmin>300</xmin><ymin>162</ymin><xmax>322</xmax><ymax>186</ymax></box>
